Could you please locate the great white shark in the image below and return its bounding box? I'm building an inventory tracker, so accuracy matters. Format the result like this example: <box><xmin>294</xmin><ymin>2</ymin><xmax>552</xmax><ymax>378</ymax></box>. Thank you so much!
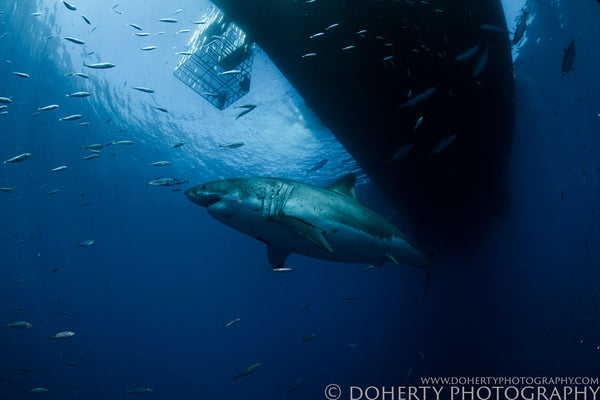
<box><xmin>185</xmin><ymin>173</ymin><xmax>432</xmax><ymax>297</ymax></box>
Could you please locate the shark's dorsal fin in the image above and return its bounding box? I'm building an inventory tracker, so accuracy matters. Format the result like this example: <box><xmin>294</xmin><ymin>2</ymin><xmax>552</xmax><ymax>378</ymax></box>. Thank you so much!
<box><xmin>266</xmin><ymin>244</ymin><xmax>290</xmax><ymax>269</ymax></box>
<box><xmin>280</xmin><ymin>216</ymin><xmax>333</xmax><ymax>253</ymax></box>
<box><xmin>327</xmin><ymin>173</ymin><xmax>357</xmax><ymax>200</ymax></box>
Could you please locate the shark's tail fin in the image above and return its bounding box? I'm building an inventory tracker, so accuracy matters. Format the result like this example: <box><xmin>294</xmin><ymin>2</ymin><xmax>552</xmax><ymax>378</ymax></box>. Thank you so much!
<box><xmin>420</xmin><ymin>252</ymin><xmax>434</xmax><ymax>303</ymax></box>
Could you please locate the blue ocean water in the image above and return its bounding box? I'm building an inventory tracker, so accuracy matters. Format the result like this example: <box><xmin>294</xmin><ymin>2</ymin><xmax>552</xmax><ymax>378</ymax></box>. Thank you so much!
<box><xmin>1</xmin><ymin>0</ymin><xmax>599</xmax><ymax>399</ymax></box>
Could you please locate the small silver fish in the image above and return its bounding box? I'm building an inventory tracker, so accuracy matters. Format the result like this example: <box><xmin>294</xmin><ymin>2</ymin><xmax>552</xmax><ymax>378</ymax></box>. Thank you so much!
<box><xmin>0</xmin><ymin>97</ymin><xmax>12</xmax><ymax>103</ymax></box>
<box><xmin>112</xmin><ymin>140</ymin><xmax>134</xmax><ymax>145</ymax></box>
<box><xmin>356</xmin><ymin>29</ymin><xmax>367</xmax><ymax>35</ymax></box>
<box><xmin>123</xmin><ymin>388</ymin><xmax>153</xmax><ymax>394</ymax></box>
<box><xmin>307</xmin><ymin>159</ymin><xmax>328</xmax><ymax>174</ymax></box>
<box><xmin>47</xmin><ymin>189</ymin><xmax>61</xmax><ymax>196</ymax></box>
<box><xmin>342</xmin><ymin>45</ymin><xmax>355</xmax><ymax>51</ymax></box>
<box><xmin>38</xmin><ymin>104</ymin><xmax>59</xmax><ymax>111</ymax></box>
<box><xmin>233</xmin><ymin>362</ymin><xmax>262</xmax><ymax>380</ymax></box>
<box><xmin>59</xmin><ymin>114</ymin><xmax>83</xmax><ymax>121</ymax></box>
<box><xmin>428</xmin><ymin>134</ymin><xmax>457</xmax><ymax>157</ymax></box>
<box><xmin>127</xmin><ymin>23</ymin><xmax>142</xmax><ymax>30</ymax></box>
<box><xmin>28</xmin><ymin>388</ymin><xmax>50</xmax><ymax>394</ymax></box>
<box><xmin>358</xmin><ymin>265</ymin><xmax>376</xmax><ymax>273</ymax></box>
<box><xmin>326</xmin><ymin>23</ymin><xmax>339</xmax><ymax>30</ymax></box>
<box><xmin>309</xmin><ymin>32</ymin><xmax>324</xmax><ymax>39</ymax></box>
<box><xmin>176</xmin><ymin>29</ymin><xmax>190</xmax><ymax>34</ymax></box>
<box><xmin>66</xmin><ymin>72</ymin><xmax>89</xmax><ymax>79</ymax></box>
<box><xmin>455</xmin><ymin>44</ymin><xmax>480</xmax><ymax>62</ymax></box>
<box><xmin>0</xmin><ymin>187</ymin><xmax>15</xmax><ymax>193</ymax></box>
<box><xmin>218</xmin><ymin>70</ymin><xmax>242</xmax><ymax>76</ymax></box>
<box><xmin>140</xmin><ymin>46</ymin><xmax>157</xmax><ymax>51</ymax></box>
<box><xmin>288</xmin><ymin>378</ymin><xmax>301</xmax><ymax>394</ymax></box>
<box><xmin>219</xmin><ymin>142</ymin><xmax>244</xmax><ymax>149</ymax></box>
<box><xmin>50</xmin><ymin>330</ymin><xmax>75</xmax><ymax>339</ymax></box>
<box><xmin>234</xmin><ymin>104</ymin><xmax>257</xmax><ymax>120</ymax></box>
<box><xmin>4</xmin><ymin>153</ymin><xmax>31</xmax><ymax>163</ymax></box>
<box><xmin>301</xmin><ymin>333</ymin><xmax>316</xmax><ymax>344</ymax></box>
<box><xmin>62</xmin><ymin>0</ymin><xmax>76</xmax><ymax>10</ymax></box>
<box><xmin>132</xmin><ymin>87</ymin><xmax>154</xmax><ymax>93</ymax></box>
<box><xmin>14</xmin><ymin>72</ymin><xmax>29</xmax><ymax>78</ymax></box>
<box><xmin>64</xmin><ymin>37</ymin><xmax>84</xmax><ymax>45</ymax></box>
<box><xmin>80</xmin><ymin>144</ymin><xmax>103</xmax><ymax>150</ymax></box>
<box><xmin>84</xmin><ymin>62</ymin><xmax>116</xmax><ymax>69</ymax></box>
<box><xmin>133</xmin><ymin>32</ymin><xmax>150</xmax><ymax>37</ymax></box>
<box><xmin>149</xmin><ymin>161</ymin><xmax>170</xmax><ymax>167</ymax></box>
<box><xmin>273</xmin><ymin>267</ymin><xmax>294</xmax><ymax>273</ymax></box>
<box><xmin>301</xmin><ymin>53</ymin><xmax>317</xmax><ymax>58</ymax></box>
<box><xmin>76</xmin><ymin>240</ymin><xmax>94</xmax><ymax>247</ymax></box>
<box><xmin>81</xmin><ymin>14</ymin><xmax>91</xmax><ymax>24</ymax></box>
<box><xmin>158</xmin><ymin>18</ymin><xmax>178</xmax><ymax>23</ymax></box>
<box><xmin>398</xmin><ymin>87</ymin><xmax>437</xmax><ymax>109</ymax></box>
<box><xmin>4</xmin><ymin>321</ymin><xmax>32</xmax><ymax>329</ymax></box>
<box><xmin>66</xmin><ymin>91</ymin><xmax>90</xmax><ymax>97</ymax></box>
<box><xmin>50</xmin><ymin>166</ymin><xmax>67</xmax><ymax>172</ymax></box>
<box><xmin>147</xmin><ymin>177</ymin><xmax>177</xmax><ymax>186</ymax></box>
<box><xmin>82</xmin><ymin>154</ymin><xmax>99</xmax><ymax>160</ymax></box>
<box><xmin>224</xmin><ymin>318</ymin><xmax>241</xmax><ymax>328</ymax></box>
<box><xmin>414</xmin><ymin>116</ymin><xmax>424</xmax><ymax>130</ymax></box>
<box><xmin>473</xmin><ymin>47</ymin><xmax>489</xmax><ymax>78</ymax></box>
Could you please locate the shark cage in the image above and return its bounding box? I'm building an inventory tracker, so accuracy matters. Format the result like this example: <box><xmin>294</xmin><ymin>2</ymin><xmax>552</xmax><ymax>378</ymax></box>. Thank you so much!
<box><xmin>173</xmin><ymin>8</ymin><xmax>254</xmax><ymax>110</ymax></box>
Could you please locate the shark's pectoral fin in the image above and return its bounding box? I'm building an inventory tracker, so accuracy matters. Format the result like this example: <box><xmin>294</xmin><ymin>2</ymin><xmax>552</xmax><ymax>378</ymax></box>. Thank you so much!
<box><xmin>266</xmin><ymin>244</ymin><xmax>290</xmax><ymax>269</ymax></box>
<box><xmin>280</xmin><ymin>216</ymin><xmax>333</xmax><ymax>253</ymax></box>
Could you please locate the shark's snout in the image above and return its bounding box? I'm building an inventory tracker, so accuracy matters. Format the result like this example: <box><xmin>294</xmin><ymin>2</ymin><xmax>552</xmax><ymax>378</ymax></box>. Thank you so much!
<box><xmin>185</xmin><ymin>185</ymin><xmax>222</xmax><ymax>207</ymax></box>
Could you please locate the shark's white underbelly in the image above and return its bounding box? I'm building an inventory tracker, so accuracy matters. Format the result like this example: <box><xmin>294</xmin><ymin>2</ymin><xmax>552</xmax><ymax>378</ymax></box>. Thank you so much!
<box><xmin>212</xmin><ymin>206</ymin><xmax>395</xmax><ymax>264</ymax></box>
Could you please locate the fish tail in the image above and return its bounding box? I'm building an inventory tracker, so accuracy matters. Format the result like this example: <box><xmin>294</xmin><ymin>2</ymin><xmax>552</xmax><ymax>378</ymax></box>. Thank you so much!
<box><xmin>385</xmin><ymin>253</ymin><xmax>399</xmax><ymax>265</ymax></box>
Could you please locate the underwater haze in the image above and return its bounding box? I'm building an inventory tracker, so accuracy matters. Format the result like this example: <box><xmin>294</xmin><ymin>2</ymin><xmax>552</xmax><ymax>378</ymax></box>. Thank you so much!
<box><xmin>1</xmin><ymin>0</ymin><xmax>600</xmax><ymax>399</ymax></box>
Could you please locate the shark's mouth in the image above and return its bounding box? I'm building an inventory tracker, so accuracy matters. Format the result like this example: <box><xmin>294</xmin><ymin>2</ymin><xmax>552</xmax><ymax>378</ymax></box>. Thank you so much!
<box><xmin>185</xmin><ymin>188</ymin><xmax>222</xmax><ymax>207</ymax></box>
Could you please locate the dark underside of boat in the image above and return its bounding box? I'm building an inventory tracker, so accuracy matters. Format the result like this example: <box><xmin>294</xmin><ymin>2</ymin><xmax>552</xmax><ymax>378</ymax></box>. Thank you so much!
<box><xmin>211</xmin><ymin>0</ymin><xmax>514</xmax><ymax>249</ymax></box>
